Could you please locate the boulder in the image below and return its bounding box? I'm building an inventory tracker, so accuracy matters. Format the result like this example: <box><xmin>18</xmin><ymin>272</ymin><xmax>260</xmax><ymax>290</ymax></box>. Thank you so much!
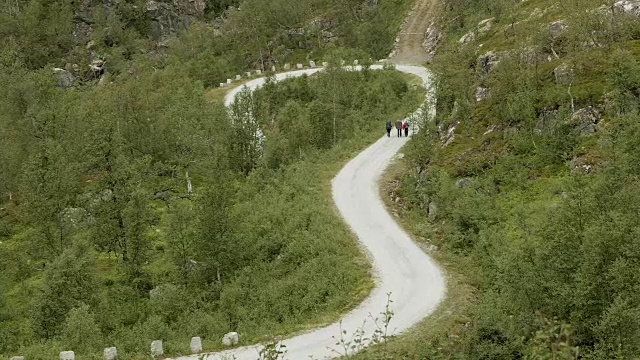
<box><xmin>478</xmin><ymin>18</ymin><xmax>495</xmax><ymax>34</ymax></box>
<box><xmin>554</xmin><ymin>63</ymin><xmax>573</xmax><ymax>85</ymax></box>
<box><xmin>459</xmin><ymin>31</ymin><xmax>475</xmax><ymax>45</ymax></box>
<box><xmin>456</xmin><ymin>178</ymin><xmax>471</xmax><ymax>188</ymax></box>
<box><xmin>422</xmin><ymin>21</ymin><xmax>442</xmax><ymax>61</ymax></box>
<box><xmin>296</xmin><ymin>63</ymin><xmax>303</xmax><ymax>69</ymax></box>
<box><xmin>60</xmin><ymin>351</ymin><xmax>75</xmax><ymax>360</ymax></box>
<box><xmin>549</xmin><ymin>20</ymin><xmax>567</xmax><ymax>39</ymax></box>
<box><xmin>104</xmin><ymin>347</ymin><xmax>117</xmax><ymax>360</ymax></box>
<box><xmin>615</xmin><ymin>0</ymin><xmax>640</xmax><ymax>17</ymax></box>
<box><xmin>53</xmin><ymin>68</ymin><xmax>75</xmax><ymax>88</ymax></box>
<box><xmin>150</xmin><ymin>340</ymin><xmax>163</xmax><ymax>357</ymax></box>
<box><xmin>235</xmin><ymin>74</ymin><xmax>241</xmax><ymax>80</ymax></box>
<box><xmin>478</xmin><ymin>51</ymin><xmax>501</xmax><ymax>74</ymax></box>
<box><xmin>476</xmin><ymin>87</ymin><xmax>490</xmax><ymax>101</ymax></box>
<box><xmin>222</xmin><ymin>332</ymin><xmax>239</xmax><ymax>346</ymax></box>
<box><xmin>271</xmin><ymin>65</ymin><xmax>276</xmax><ymax>72</ymax></box>
<box><xmin>190</xmin><ymin>337</ymin><xmax>202</xmax><ymax>353</ymax></box>
<box><xmin>571</xmin><ymin>107</ymin><xmax>600</xmax><ymax>135</ymax></box>
<box><xmin>428</xmin><ymin>201</ymin><xmax>438</xmax><ymax>218</ymax></box>
<box><xmin>309</xmin><ymin>60</ymin><xmax>316</xmax><ymax>67</ymax></box>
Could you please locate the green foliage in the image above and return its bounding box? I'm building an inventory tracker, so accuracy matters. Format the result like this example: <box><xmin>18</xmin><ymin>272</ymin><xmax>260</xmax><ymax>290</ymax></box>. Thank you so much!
<box><xmin>0</xmin><ymin>59</ymin><xmax>423</xmax><ymax>357</ymax></box>
<box><xmin>32</xmin><ymin>246</ymin><xmax>98</xmax><ymax>339</ymax></box>
<box><xmin>356</xmin><ymin>1</ymin><xmax>640</xmax><ymax>359</ymax></box>
<box><xmin>60</xmin><ymin>304</ymin><xmax>103</xmax><ymax>354</ymax></box>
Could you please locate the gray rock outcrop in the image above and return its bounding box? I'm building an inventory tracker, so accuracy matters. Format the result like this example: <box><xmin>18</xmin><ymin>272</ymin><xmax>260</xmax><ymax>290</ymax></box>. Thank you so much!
<box><xmin>549</xmin><ymin>20</ymin><xmax>567</xmax><ymax>39</ymax></box>
<box><xmin>476</xmin><ymin>87</ymin><xmax>490</xmax><ymax>101</ymax></box>
<box><xmin>53</xmin><ymin>68</ymin><xmax>76</xmax><ymax>88</ymax></box>
<box><xmin>615</xmin><ymin>0</ymin><xmax>640</xmax><ymax>17</ymax></box>
<box><xmin>571</xmin><ymin>107</ymin><xmax>600</xmax><ymax>135</ymax></box>
<box><xmin>478</xmin><ymin>51</ymin><xmax>501</xmax><ymax>75</ymax></box>
<box><xmin>554</xmin><ymin>63</ymin><xmax>573</xmax><ymax>84</ymax></box>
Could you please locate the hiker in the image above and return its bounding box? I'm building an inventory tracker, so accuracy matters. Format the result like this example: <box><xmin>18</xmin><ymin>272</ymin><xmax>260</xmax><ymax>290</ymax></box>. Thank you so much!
<box><xmin>403</xmin><ymin>119</ymin><xmax>409</xmax><ymax>137</ymax></box>
<box><xmin>386</xmin><ymin>120</ymin><xmax>392</xmax><ymax>137</ymax></box>
<box><xmin>395</xmin><ymin>120</ymin><xmax>403</xmax><ymax>137</ymax></box>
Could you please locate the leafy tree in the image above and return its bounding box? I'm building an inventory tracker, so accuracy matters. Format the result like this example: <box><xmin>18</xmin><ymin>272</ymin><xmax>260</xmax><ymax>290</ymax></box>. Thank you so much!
<box><xmin>32</xmin><ymin>245</ymin><xmax>98</xmax><ymax>339</ymax></box>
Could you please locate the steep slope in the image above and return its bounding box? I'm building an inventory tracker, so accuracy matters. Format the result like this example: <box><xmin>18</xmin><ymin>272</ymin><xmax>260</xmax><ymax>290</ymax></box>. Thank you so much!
<box><xmin>389</xmin><ymin>0</ymin><xmax>440</xmax><ymax>64</ymax></box>
<box><xmin>170</xmin><ymin>66</ymin><xmax>445</xmax><ymax>360</ymax></box>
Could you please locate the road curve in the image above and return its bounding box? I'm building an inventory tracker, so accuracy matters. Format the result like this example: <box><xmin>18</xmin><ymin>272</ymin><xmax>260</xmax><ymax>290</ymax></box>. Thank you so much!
<box><xmin>172</xmin><ymin>65</ymin><xmax>445</xmax><ymax>360</ymax></box>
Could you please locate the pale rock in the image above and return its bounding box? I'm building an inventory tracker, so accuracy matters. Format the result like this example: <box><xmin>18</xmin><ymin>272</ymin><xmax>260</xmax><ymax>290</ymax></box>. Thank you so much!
<box><xmin>549</xmin><ymin>20</ymin><xmax>567</xmax><ymax>39</ymax></box>
<box><xmin>86</xmin><ymin>40</ymin><xmax>97</xmax><ymax>50</ymax></box>
<box><xmin>456</xmin><ymin>178</ymin><xmax>471</xmax><ymax>188</ymax></box>
<box><xmin>478</xmin><ymin>18</ymin><xmax>495</xmax><ymax>34</ymax></box>
<box><xmin>554</xmin><ymin>63</ymin><xmax>573</xmax><ymax>85</ymax></box>
<box><xmin>255</xmin><ymin>69</ymin><xmax>262</xmax><ymax>75</ymax></box>
<box><xmin>353</xmin><ymin>59</ymin><xmax>359</xmax><ymax>65</ymax></box>
<box><xmin>284</xmin><ymin>63</ymin><xmax>291</xmax><ymax>70</ymax></box>
<box><xmin>190</xmin><ymin>337</ymin><xmax>203</xmax><ymax>353</ymax></box>
<box><xmin>60</xmin><ymin>351</ymin><xmax>75</xmax><ymax>360</ymax></box>
<box><xmin>53</xmin><ymin>68</ymin><xmax>75</xmax><ymax>88</ymax></box>
<box><xmin>322</xmin><ymin>62</ymin><xmax>329</xmax><ymax>67</ymax></box>
<box><xmin>222</xmin><ymin>332</ymin><xmax>239</xmax><ymax>346</ymax></box>
<box><xmin>246</xmin><ymin>71</ymin><xmax>251</xmax><ymax>77</ymax></box>
<box><xmin>615</xmin><ymin>0</ymin><xmax>640</xmax><ymax>17</ymax></box>
<box><xmin>477</xmin><ymin>51</ymin><xmax>501</xmax><ymax>74</ymax></box>
<box><xmin>219</xmin><ymin>83</ymin><xmax>226</xmax><ymax>87</ymax></box>
<box><xmin>422</xmin><ymin>21</ymin><xmax>442</xmax><ymax>61</ymax></box>
<box><xmin>151</xmin><ymin>340</ymin><xmax>163</xmax><ymax>357</ymax></box>
<box><xmin>459</xmin><ymin>31</ymin><xmax>475</xmax><ymax>44</ymax></box>
<box><xmin>428</xmin><ymin>201</ymin><xmax>438</xmax><ymax>218</ymax></box>
<box><xmin>10</xmin><ymin>357</ymin><xmax>25</xmax><ymax>360</ymax></box>
<box><xmin>309</xmin><ymin>60</ymin><xmax>316</xmax><ymax>67</ymax></box>
<box><xmin>235</xmin><ymin>74</ymin><xmax>241</xmax><ymax>80</ymax></box>
<box><xmin>296</xmin><ymin>63</ymin><xmax>303</xmax><ymax>69</ymax></box>
<box><xmin>227</xmin><ymin>78</ymin><xmax>232</xmax><ymax>84</ymax></box>
<box><xmin>475</xmin><ymin>87</ymin><xmax>490</xmax><ymax>101</ymax></box>
<box><xmin>571</xmin><ymin>107</ymin><xmax>600</xmax><ymax>135</ymax></box>
<box><xmin>271</xmin><ymin>65</ymin><xmax>276</xmax><ymax>72</ymax></box>
<box><xmin>104</xmin><ymin>347</ymin><xmax>117</xmax><ymax>360</ymax></box>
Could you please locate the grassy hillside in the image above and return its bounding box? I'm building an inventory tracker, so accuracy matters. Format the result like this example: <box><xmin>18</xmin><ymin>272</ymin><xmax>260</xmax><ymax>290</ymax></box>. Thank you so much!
<box><xmin>0</xmin><ymin>64</ymin><xmax>424</xmax><ymax>359</ymax></box>
<box><xmin>355</xmin><ymin>0</ymin><xmax>640</xmax><ymax>359</ymax></box>
<box><xmin>0</xmin><ymin>0</ymin><xmax>426</xmax><ymax>356</ymax></box>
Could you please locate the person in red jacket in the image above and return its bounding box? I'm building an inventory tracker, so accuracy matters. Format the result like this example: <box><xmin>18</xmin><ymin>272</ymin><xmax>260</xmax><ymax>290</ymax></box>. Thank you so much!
<box><xmin>403</xmin><ymin>120</ymin><xmax>409</xmax><ymax>137</ymax></box>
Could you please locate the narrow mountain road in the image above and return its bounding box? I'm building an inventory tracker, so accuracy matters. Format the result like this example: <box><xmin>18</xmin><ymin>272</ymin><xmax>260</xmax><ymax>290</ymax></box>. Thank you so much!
<box><xmin>390</xmin><ymin>0</ymin><xmax>439</xmax><ymax>64</ymax></box>
<box><xmin>169</xmin><ymin>65</ymin><xmax>445</xmax><ymax>360</ymax></box>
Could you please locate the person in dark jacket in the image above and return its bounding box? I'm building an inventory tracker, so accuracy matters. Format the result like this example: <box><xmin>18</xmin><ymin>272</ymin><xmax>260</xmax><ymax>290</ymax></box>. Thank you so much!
<box><xmin>403</xmin><ymin>119</ymin><xmax>409</xmax><ymax>137</ymax></box>
<box><xmin>386</xmin><ymin>120</ymin><xmax>392</xmax><ymax>137</ymax></box>
<box><xmin>395</xmin><ymin>120</ymin><xmax>402</xmax><ymax>137</ymax></box>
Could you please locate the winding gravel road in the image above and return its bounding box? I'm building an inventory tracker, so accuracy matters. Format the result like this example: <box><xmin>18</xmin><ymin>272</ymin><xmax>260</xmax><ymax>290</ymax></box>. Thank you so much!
<box><xmin>171</xmin><ymin>65</ymin><xmax>445</xmax><ymax>360</ymax></box>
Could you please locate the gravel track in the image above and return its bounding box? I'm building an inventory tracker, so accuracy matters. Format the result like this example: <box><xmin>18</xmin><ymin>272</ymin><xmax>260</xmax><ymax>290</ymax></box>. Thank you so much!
<box><xmin>169</xmin><ymin>65</ymin><xmax>445</xmax><ymax>360</ymax></box>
